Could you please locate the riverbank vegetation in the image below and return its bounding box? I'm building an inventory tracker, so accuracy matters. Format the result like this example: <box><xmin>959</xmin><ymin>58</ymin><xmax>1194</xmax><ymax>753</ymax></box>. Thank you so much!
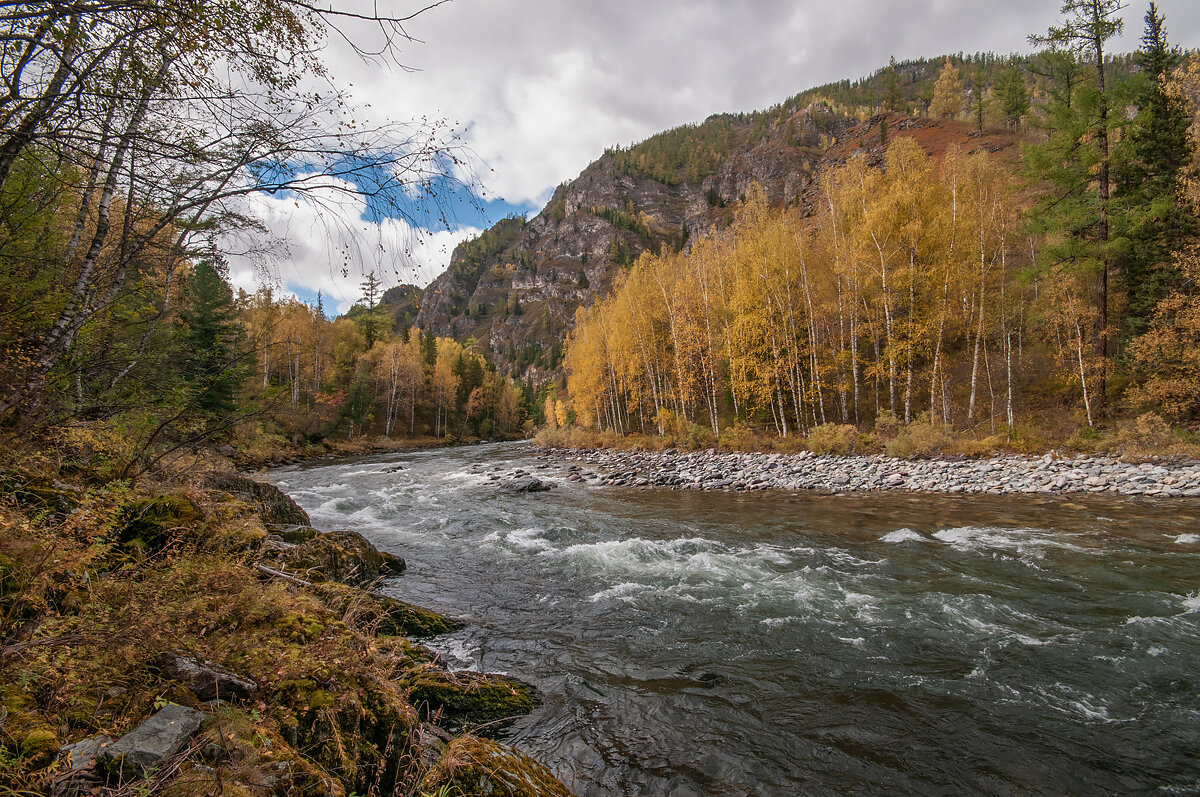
<box><xmin>0</xmin><ymin>439</ymin><xmax>566</xmax><ymax>794</ymax></box>
<box><xmin>561</xmin><ymin>6</ymin><xmax>1200</xmax><ymax>456</ymax></box>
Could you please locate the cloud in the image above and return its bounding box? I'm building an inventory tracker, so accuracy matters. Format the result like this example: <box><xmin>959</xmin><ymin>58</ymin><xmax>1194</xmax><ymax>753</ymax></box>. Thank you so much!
<box><xmin>229</xmin><ymin>0</ymin><xmax>1200</xmax><ymax>303</ymax></box>
<box><xmin>223</xmin><ymin>177</ymin><xmax>480</xmax><ymax>313</ymax></box>
<box><xmin>332</xmin><ymin>0</ymin><xmax>1199</xmax><ymax>207</ymax></box>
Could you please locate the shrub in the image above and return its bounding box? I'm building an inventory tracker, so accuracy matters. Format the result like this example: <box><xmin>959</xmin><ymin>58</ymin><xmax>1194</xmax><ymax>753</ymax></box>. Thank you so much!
<box><xmin>806</xmin><ymin>423</ymin><xmax>859</xmax><ymax>455</ymax></box>
<box><xmin>873</xmin><ymin>410</ymin><xmax>901</xmax><ymax>440</ymax></box>
<box><xmin>885</xmin><ymin>417</ymin><xmax>953</xmax><ymax>458</ymax></box>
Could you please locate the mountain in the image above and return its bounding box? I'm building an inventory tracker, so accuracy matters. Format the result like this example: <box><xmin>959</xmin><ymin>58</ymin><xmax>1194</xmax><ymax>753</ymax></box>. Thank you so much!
<box><xmin>395</xmin><ymin>51</ymin><xmax>1122</xmax><ymax>381</ymax></box>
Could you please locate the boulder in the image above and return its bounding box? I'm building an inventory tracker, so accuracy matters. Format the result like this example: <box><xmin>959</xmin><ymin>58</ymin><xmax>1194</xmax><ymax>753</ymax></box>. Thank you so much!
<box><xmin>498</xmin><ymin>477</ymin><xmax>552</xmax><ymax>495</ymax></box>
<box><xmin>270</xmin><ymin>529</ymin><xmax>405</xmax><ymax>585</ymax></box>
<box><xmin>401</xmin><ymin>670</ymin><xmax>534</xmax><ymax>734</ymax></box>
<box><xmin>418</xmin><ymin>736</ymin><xmax>573</xmax><ymax>797</ymax></box>
<box><xmin>203</xmin><ymin>474</ymin><xmax>311</xmax><ymax>528</ymax></box>
<box><xmin>101</xmin><ymin>704</ymin><xmax>204</xmax><ymax>778</ymax></box>
<box><xmin>312</xmin><ymin>583</ymin><xmax>463</xmax><ymax>637</ymax></box>
<box><xmin>156</xmin><ymin>651</ymin><xmax>258</xmax><ymax>702</ymax></box>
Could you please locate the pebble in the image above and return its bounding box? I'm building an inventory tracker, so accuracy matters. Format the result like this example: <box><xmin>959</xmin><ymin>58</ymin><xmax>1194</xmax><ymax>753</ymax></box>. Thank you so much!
<box><xmin>528</xmin><ymin>447</ymin><xmax>1200</xmax><ymax>498</ymax></box>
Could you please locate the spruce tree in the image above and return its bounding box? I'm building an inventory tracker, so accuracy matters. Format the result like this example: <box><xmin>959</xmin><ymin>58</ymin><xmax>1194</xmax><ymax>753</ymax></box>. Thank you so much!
<box><xmin>1026</xmin><ymin>0</ymin><xmax>1125</xmax><ymax>412</ymax></box>
<box><xmin>1114</xmin><ymin>2</ymin><xmax>1195</xmax><ymax>337</ymax></box>
<box><xmin>355</xmin><ymin>270</ymin><xmax>388</xmax><ymax>347</ymax></box>
<box><xmin>178</xmin><ymin>257</ymin><xmax>246</xmax><ymax>421</ymax></box>
<box><xmin>885</xmin><ymin>56</ymin><xmax>904</xmax><ymax>113</ymax></box>
<box><xmin>996</xmin><ymin>67</ymin><xmax>1030</xmax><ymax>128</ymax></box>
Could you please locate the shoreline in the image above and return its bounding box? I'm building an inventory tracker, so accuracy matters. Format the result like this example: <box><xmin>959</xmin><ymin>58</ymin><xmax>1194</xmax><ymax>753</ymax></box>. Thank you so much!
<box><xmin>537</xmin><ymin>446</ymin><xmax>1200</xmax><ymax>498</ymax></box>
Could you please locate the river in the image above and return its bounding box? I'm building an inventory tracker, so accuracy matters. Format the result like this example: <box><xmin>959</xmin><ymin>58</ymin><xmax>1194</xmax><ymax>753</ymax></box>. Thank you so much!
<box><xmin>269</xmin><ymin>442</ymin><xmax>1200</xmax><ymax>796</ymax></box>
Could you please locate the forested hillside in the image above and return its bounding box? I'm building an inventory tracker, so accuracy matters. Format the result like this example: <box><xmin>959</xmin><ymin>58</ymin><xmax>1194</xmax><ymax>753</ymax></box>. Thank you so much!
<box><xmin>553</xmin><ymin>3</ymin><xmax>1200</xmax><ymax>451</ymax></box>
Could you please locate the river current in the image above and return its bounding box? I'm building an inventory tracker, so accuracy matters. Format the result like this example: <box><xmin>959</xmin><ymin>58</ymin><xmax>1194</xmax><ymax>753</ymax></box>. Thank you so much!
<box><xmin>269</xmin><ymin>443</ymin><xmax>1200</xmax><ymax>796</ymax></box>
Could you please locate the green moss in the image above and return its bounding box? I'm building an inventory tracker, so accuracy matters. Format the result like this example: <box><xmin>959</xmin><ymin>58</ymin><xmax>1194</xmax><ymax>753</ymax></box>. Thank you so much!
<box><xmin>312</xmin><ymin>583</ymin><xmax>462</xmax><ymax>638</ymax></box>
<box><xmin>419</xmin><ymin>736</ymin><xmax>572</xmax><ymax>797</ymax></box>
<box><xmin>308</xmin><ymin>689</ymin><xmax>334</xmax><ymax>710</ymax></box>
<box><xmin>401</xmin><ymin>671</ymin><xmax>535</xmax><ymax>733</ymax></box>
<box><xmin>18</xmin><ymin>727</ymin><xmax>58</xmax><ymax>769</ymax></box>
<box><xmin>114</xmin><ymin>493</ymin><xmax>202</xmax><ymax>553</ymax></box>
<box><xmin>276</xmin><ymin>610</ymin><xmax>325</xmax><ymax>643</ymax></box>
<box><xmin>0</xmin><ymin>688</ymin><xmax>59</xmax><ymax>778</ymax></box>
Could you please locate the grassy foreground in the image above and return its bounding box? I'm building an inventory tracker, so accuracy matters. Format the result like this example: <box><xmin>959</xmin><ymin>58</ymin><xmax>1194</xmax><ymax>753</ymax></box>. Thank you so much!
<box><xmin>0</xmin><ymin>435</ymin><xmax>571</xmax><ymax>796</ymax></box>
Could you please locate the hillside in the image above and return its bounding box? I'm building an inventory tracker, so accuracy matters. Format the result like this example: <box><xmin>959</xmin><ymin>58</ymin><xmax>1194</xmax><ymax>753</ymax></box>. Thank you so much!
<box><xmin>409</xmin><ymin>103</ymin><xmax>1021</xmax><ymax>380</ymax></box>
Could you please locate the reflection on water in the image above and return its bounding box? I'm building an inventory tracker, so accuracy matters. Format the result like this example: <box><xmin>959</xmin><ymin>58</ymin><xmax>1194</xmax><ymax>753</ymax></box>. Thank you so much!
<box><xmin>270</xmin><ymin>443</ymin><xmax>1200</xmax><ymax>797</ymax></box>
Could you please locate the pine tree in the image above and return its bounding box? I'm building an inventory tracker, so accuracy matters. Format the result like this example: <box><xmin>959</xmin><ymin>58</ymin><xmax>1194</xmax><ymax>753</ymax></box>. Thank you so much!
<box><xmin>969</xmin><ymin>65</ymin><xmax>989</xmax><ymax>134</ymax></box>
<box><xmin>1026</xmin><ymin>0</ymin><xmax>1125</xmax><ymax>412</ymax></box>
<box><xmin>1114</xmin><ymin>2</ymin><xmax>1196</xmax><ymax>337</ymax></box>
<box><xmin>178</xmin><ymin>258</ymin><xmax>246</xmax><ymax>421</ymax></box>
<box><xmin>355</xmin><ymin>271</ymin><xmax>388</xmax><ymax>347</ymax></box>
<box><xmin>885</xmin><ymin>56</ymin><xmax>904</xmax><ymax>112</ymax></box>
<box><xmin>996</xmin><ymin>67</ymin><xmax>1030</xmax><ymax>128</ymax></box>
<box><xmin>930</xmin><ymin>59</ymin><xmax>964</xmax><ymax>119</ymax></box>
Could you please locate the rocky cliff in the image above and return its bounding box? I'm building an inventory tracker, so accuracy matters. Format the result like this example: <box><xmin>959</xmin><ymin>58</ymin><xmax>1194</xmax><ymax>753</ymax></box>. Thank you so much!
<box><xmin>406</xmin><ymin>98</ymin><xmax>1018</xmax><ymax>382</ymax></box>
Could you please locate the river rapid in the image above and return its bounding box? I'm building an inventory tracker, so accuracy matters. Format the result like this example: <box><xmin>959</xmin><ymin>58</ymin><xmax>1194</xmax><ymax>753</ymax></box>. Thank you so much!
<box><xmin>269</xmin><ymin>443</ymin><xmax>1200</xmax><ymax>797</ymax></box>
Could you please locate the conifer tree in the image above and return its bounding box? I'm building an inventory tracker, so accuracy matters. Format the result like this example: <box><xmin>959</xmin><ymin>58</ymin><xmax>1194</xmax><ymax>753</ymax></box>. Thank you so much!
<box><xmin>1026</xmin><ymin>0</ymin><xmax>1125</xmax><ymax>411</ymax></box>
<box><xmin>885</xmin><ymin>56</ymin><xmax>905</xmax><ymax>113</ymax></box>
<box><xmin>1114</xmin><ymin>2</ymin><xmax>1196</xmax><ymax>337</ymax></box>
<box><xmin>996</xmin><ymin>67</ymin><xmax>1031</xmax><ymax>128</ymax></box>
<box><xmin>355</xmin><ymin>271</ymin><xmax>388</xmax><ymax>348</ymax></box>
<box><xmin>178</xmin><ymin>258</ymin><xmax>246</xmax><ymax>421</ymax></box>
<box><xmin>969</xmin><ymin>65</ymin><xmax>990</xmax><ymax>134</ymax></box>
<box><xmin>931</xmin><ymin>59</ymin><xmax>964</xmax><ymax>119</ymax></box>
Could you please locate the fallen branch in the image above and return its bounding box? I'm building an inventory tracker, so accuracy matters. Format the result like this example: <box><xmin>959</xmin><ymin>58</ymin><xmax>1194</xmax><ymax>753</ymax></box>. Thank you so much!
<box><xmin>253</xmin><ymin>564</ymin><xmax>312</xmax><ymax>587</ymax></box>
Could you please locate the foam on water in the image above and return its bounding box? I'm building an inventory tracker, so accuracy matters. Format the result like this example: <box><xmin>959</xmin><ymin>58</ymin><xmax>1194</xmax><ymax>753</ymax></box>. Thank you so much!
<box><xmin>880</xmin><ymin>528</ymin><xmax>926</xmax><ymax>543</ymax></box>
<box><xmin>268</xmin><ymin>444</ymin><xmax>1200</xmax><ymax>796</ymax></box>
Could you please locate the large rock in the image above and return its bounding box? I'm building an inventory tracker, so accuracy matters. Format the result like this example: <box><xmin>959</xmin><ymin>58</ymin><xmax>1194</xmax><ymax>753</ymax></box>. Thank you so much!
<box><xmin>203</xmin><ymin>474</ymin><xmax>311</xmax><ymax>528</ymax></box>
<box><xmin>270</xmin><ymin>529</ymin><xmax>405</xmax><ymax>585</ymax></box>
<box><xmin>401</xmin><ymin>670</ymin><xmax>534</xmax><ymax>733</ymax></box>
<box><xmin>418</xmin><ymin>736</ymin><xmax>574</xmax><ymax>797</ymax></box>
<box><xmin>156</xmin><ymin>651</ymin><xmax>258</xmax><ymax>702</ymax></box>
<box><xmin>498</xmin><ymin>477</ymin><xmax>552</xmax><ymax>495</ymax></box>
<box><xmin>101</xmin><ymin>704</ymin><xmax>204</xmax><ymax>778</ymax></box>
<box><xmin>313</xmin><ymin>583</ymin><xmax>462</xmax><ymax>638</ymax></box>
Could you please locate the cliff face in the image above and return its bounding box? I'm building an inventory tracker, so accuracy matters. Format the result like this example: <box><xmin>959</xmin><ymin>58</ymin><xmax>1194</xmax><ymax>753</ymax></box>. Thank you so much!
<box><xmin>409</xmin><ymin>100</ymin><xmax>1014</xmax><ymax>381</ymax></box>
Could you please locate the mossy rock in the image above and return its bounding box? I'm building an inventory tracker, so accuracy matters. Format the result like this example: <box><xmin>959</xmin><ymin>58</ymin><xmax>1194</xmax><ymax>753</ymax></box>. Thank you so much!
<box><xmin>312</xmin><ymin>583</ymin><xmax>462</xmax><ymax>638</ymax></box>
<box><xmin>269</xmin><ymin>530</ymin><xmax>405</xmax><ymax>586</ymax></box>
<box><xmin>0</xmin><ymin>688</ymin><xmax>59</xmax><ymax>775</ymax></box>
<box><xmin>401</xmin><ymin>671</ymin><xmax>535</xmax><ymax>733</ymax></box>
<box><xmin>114</xmin><ymin>493</ymin><xmax>202</xmax><ymax>554</ymax></box>
<box><xmin>418</xmin><ymin>736</ymin><xmax>573</xmax><ymax>797</ymax></box>
<box><xmin>0</xmin><ymin>470</ymin><xmax>78</xmax><ymax>520</ymax></box>
<box><xmin>203</xmin><ymin>474</ymin><xmax>311</xmax><ymax>528</ymax></box>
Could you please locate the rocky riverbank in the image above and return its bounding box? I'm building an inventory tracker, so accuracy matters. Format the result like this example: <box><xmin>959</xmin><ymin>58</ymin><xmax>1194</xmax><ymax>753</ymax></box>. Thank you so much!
<box><xmin>0</xmin><ymin>460</ymin><xmax>571</xmax><ymax>796</ymax></box>
<box><xmin>535</xmin><ymin>446</ymin><xmax>1200</xmax><ymax>498</ymax></box>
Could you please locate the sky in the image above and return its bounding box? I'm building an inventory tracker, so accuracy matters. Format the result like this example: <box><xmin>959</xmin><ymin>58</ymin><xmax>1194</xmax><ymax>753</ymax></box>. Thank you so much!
<box><xmin>227</xmin><ymin>0</ymin><xmax>1200</xmax><ymax>314</ymax></box>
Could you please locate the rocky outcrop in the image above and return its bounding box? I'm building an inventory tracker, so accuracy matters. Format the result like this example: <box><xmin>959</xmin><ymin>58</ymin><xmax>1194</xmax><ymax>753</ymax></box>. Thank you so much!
<box><xmin>412</xmin><ymin>104</ymin><xmax>853</xmax><ymax>381</ymax></box>
<box><xmin>497</xmin><ymin>476</ymin><xmax>553</xmax><ymax>494</ymax></box>
<box><xmin>268</xmin><ymin>528</ymin><xmax>406</xmax><ymax>585</ymax></box>
<box><xmin>203</xmin><ymin>473</ymin><xmax>312</xmax><ymax>528</ymax></box>
<box><xmin>401</xmin><ymin>670</ymin><xmax>536</xmax><ymax>734</ymax></box>
<box><xmin>156</xmin><ymin>651</ymin><xmax>258</xmax><ymax>702</ymax></box>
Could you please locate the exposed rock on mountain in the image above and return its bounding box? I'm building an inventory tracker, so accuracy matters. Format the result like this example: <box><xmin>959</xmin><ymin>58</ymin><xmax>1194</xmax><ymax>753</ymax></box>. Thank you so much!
<box><xmin>405</xmin><ymin>99</ymin><xmax>1017</xmax><ymax>381</ymax></box>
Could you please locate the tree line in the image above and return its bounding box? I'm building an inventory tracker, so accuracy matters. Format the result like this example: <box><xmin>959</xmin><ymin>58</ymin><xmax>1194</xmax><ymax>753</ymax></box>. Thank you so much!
<box><xmin>0</xmin><ymin>1</ymin><xmax>505</xmax><ymax>466</ymax></box>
